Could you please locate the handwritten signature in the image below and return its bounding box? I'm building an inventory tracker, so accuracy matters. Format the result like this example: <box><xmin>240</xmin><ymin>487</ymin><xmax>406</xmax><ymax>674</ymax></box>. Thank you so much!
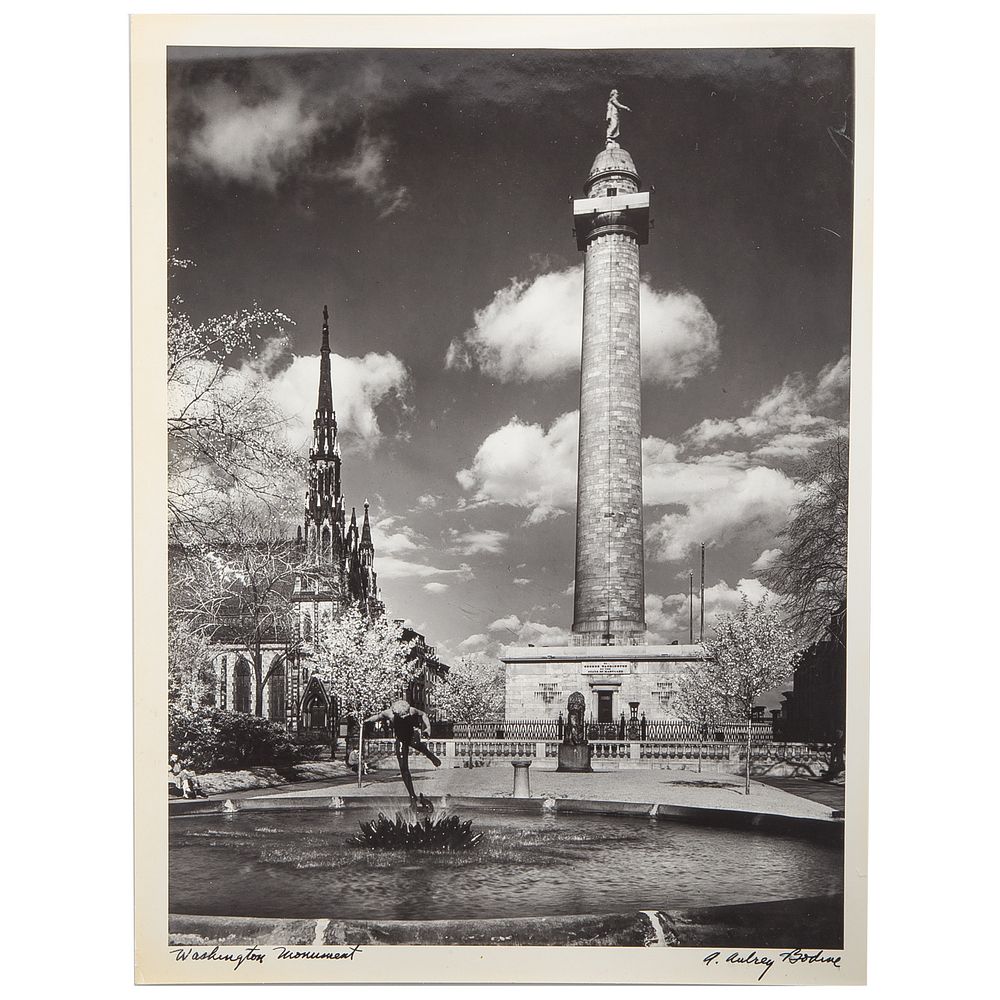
<box><xmin>170</xmin><ymin>943</ymin><xmax>362</xmax><ymax>971</ymax></box>
<box><xmin>703</xmin><ymin>948</ymin><xmax>842</xmax><ymax>981</ymax></box>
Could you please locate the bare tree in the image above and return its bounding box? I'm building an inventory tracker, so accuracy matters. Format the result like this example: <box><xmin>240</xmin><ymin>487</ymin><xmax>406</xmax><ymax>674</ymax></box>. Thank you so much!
<box><xmin>167</xmin><ymin>255</ymin><xmax>301</xmax><ymax>544</ymax></box>
<box><xmin>171</xmin><ymin>502</ymin><xmax>301</xmax><ymax>718</ymax></box>
<box><xmin>763</xmin><ymin>436</ymin><xmax>848</xmax><ymax>647</ymax></box>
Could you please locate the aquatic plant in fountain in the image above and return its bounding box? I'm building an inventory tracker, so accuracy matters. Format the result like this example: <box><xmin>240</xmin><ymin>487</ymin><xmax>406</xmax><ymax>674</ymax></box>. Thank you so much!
<box><xmin>351</xmin><ymin>812</ymin><xmax>483</xmax><ymax>851</ymax></box>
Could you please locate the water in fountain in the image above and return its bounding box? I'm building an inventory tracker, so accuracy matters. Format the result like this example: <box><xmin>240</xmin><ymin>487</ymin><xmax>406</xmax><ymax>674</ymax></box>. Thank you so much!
<box><xmin>170</xmin><ymin>807</ymin><xmax>843</xmax><ymax>921</ymax></box>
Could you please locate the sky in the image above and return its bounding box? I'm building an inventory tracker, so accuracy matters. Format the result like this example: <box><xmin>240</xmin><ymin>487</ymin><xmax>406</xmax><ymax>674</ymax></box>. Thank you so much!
<box><xmin>167</xmin><ymin>46</ymin><xmax>854</xmax><ymax>668</ymax></box>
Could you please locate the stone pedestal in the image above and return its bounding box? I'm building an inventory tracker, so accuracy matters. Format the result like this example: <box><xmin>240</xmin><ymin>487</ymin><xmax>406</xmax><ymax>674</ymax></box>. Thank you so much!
<box><xmin>511</xmin><ymin>759</ymin><xmax>532</xmax><ymax>798</ymax></box>
<box><xmin>557</xmin><ymin>743</ymin><xmax>593</xmax><ymax>773</ymax></box>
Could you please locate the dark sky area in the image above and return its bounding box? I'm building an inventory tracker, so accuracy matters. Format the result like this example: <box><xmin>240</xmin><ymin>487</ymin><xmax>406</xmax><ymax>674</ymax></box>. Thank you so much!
<box><xmin>167</xmin><ymin>46</ymin><xmax>854</xmax><ymax>665</ymax></box>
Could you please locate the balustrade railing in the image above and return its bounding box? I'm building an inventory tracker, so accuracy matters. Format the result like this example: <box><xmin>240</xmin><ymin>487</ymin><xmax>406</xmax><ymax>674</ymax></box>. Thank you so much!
<box><xmin>442</xmin><ymin>719</ymin><xmax>776</xmax><ymax>742</ymax></box>
<box><xmin>366</xmin><ymin>737</ymin><xmax>824</xmax><ymax>765</ymax></box>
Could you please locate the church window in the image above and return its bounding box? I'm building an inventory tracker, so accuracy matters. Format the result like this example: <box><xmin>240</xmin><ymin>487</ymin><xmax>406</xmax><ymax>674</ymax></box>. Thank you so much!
<box><xmin>234</xmin><ymin>659</ymin><xmax>252</xmax><ymax>714</ymax></box>
<box><xmin>268</xmin><ymin>664</ymin><xmax>286</xmax><ymax>722</ymax></box>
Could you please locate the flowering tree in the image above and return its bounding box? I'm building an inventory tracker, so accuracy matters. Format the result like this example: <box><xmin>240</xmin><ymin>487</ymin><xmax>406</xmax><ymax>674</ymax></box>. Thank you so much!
<box><xmin>433</xmin><ymin>655</ymin><xmax>506</xmax><ymax>768</ymax></box>
<box><xmin>700</xmin><ymin>597</ymin><xmax>798</xmax><ymax>795</ymax></box>
<box><xmin>167</xmin><ymin>255</ymin><xmax>300</xmax><ymax>544</ymax></box>
<box><xmin>310</xmin><ymin>605</ymin><xmax>418</xmax><ymax>787</ymax></box>
<box><xmin>673</xmin><ymin>663</ymin><xmax>726</xmax><ymax>773</ymax></box>
<box><xmin>167</xmin><ymin>615</ymin><xmax>217</xmax><ymax>714</ymax></box>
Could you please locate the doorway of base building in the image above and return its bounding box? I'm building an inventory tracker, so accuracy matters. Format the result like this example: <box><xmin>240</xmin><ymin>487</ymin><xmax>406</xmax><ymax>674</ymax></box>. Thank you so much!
<box><xmin>596</xmin><ymin>690</ymin><xmax>614</xmax><ymax>724</ymax></box>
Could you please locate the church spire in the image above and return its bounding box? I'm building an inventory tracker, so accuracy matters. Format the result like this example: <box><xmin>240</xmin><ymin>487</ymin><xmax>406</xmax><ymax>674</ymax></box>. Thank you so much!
<box><xmin>360</xmin><ymin>500</ymin><xmax>373</xmax><ymax>550</ymax></box>
<box><xmin>316</xmin><ymin>304</ymin><xmax>334</xmax><ymax>422</ymax></box>
<box><xmin>303</xmin><ymin>305</ymin><xmax>344</xmax><ymax>566</ymax></box>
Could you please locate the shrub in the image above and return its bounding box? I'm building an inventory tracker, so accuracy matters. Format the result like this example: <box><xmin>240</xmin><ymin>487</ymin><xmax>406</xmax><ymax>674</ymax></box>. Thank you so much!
<box><xmin>169</xmin><ymin>708</ymin><xmax>303</xmax><ymax>771</ymax></box>
<box><xmin>351</xmin><ymin>812</ymin><xmax>483</xmax><ymax>851</ymax></box>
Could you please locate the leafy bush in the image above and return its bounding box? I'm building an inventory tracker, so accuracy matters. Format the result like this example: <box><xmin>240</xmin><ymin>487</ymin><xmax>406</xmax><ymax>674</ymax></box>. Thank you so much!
<box><xmin>169</xmin><ymin>708</ymin><xmax>303</xmax><ymax>772</ymax></box>
<box><xmin>351</xmin><ymin>812</ymin><xmax>482</xmax><ymax>851</ymax></box>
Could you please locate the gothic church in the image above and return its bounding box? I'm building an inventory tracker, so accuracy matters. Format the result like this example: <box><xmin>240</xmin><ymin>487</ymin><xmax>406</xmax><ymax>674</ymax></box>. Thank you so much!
<box><xmin>209</xmin><ymin>307</ymin><xmax>444</xmax><ymax>738</ymax></box>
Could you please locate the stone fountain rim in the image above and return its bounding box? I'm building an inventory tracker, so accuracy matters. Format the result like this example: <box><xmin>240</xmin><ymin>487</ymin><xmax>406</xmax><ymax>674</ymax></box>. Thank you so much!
<box><xmin>170</xmin><ymin>792</ymin><xmax>843</xmax><ymax>842</ymax></box>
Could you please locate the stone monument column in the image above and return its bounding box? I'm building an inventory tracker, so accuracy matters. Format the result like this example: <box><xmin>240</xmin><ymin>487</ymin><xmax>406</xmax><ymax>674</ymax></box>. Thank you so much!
<box><xmin>571</xmin><ymin>134</ymin><xmax>651</xmax><ymax>644</ymax></box>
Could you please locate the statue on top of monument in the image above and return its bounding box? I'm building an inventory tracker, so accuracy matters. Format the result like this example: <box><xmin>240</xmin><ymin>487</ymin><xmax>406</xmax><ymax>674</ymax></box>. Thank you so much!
<box><xmin>606</xmin><ymin>88</ymin><xmax>631</xmax><ymax>145</ymax></box>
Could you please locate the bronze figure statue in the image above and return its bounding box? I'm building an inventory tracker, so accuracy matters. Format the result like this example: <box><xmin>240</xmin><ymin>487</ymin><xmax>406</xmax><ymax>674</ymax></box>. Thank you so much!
<box><xmin>565</xmin><ymin>691</ymin><xmax>586</xmax><ymax>746</ymax></box>
<box><xmin>606</xmin><ymin>88</ymin><xmax>631</xmax><ymax>143</ymax></box>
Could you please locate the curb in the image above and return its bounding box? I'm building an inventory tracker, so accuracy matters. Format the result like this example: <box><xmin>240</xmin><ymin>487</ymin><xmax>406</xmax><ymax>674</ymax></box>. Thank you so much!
<box><xmin>168</xmin><ymin>894</ymin><xmax>844</xmax><ymax>949</ymax></box>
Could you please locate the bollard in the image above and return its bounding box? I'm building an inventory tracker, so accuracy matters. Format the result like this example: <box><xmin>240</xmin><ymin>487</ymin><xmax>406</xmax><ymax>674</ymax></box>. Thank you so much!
<box><xmin>511</xmin><ymin>759</ymin><xmax>532</xmax><ymax>798</ymax></box>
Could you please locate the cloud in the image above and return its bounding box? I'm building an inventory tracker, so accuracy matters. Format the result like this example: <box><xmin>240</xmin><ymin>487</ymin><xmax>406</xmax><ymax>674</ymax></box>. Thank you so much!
<box><xmin>487</xmin><ymin>614</ymin><xmax>522</xmax><ymax>634</ymax></box>
<box><xmin>375</xmin><ymin>557</ymin><xmax>473</xmax><ymax>582</ymax></box>
<box><xmin>458</xmin><ymin>633</ymin><xmax>490</xmax><ymax>653</ymax></box>
<box><xmin>446</xmin><ymin>266</ymin><xmax>718</xmax><ymax>386</ymax></box>
<box><xmin>685</xmin><ymin>355</ymin><xmax>850</xmax><ymax>459</ymax></box>
<box><xmin>176</xmin><ymin>77</ymin><xmax>323</xmax><ymax>191</ymax></box>
<box><xmin>645</xmin><ymin>464</ymin><xmax>803</xmax><ymax>562</ymax></box>
<box><xmin>513</xmin><ymin>578</ymin><xmax>531</xmax><ymax>586</ymax></box>
<box><xmin>253</xmin><ymin>345</ymin><xmax>411</xmax><ymax>452</ymax></box>
<box><xmin>751</xmin><ymin>548</ymin><xmax>783</xmax><ymax>572</ymax></box>
<box><xmin>423</xmin><ymin>582</ymin><xmax>450</xmax><ymax>594</ymax></box>
<box><xmin>448</xmin><ymin>528</ymin><xmax>509</xmax><ymax>556</ymax></box>
<box><xmin>371</xmin><ymin>518</ymin><xmax>425</xmax><ymax>557</ymax></box>
<box><xmin>487</xmin><ymin>614</ymin><xmax>569</xmax><ymax>646</ymax></box>
<box><xmin>459</xmin><ymin>409</ymin><xmax>801</xmax><ymax>561</ymax></box>
<box><xmin>645</xmin><ymin>578</ymin><xmax>779</xmax><ymax>643</ymax></box>
<box><xmin>517</xmin><ymin>621</ymin><xmax>570</xmax><ymax>645</ymax></box>
<box><xmin>170</xmin><ymin>66</ymin><xmax>408</xmax><ymax>211</ymax></box>
<box><xmin>332</xmin><ymin>129</ymin><xmax>410</xmax><ymax>217</ymax></box>
<box><xmin>457</xmin><ymin>411</ymin><xmax>578</xmax><ymax>524</ymax></box>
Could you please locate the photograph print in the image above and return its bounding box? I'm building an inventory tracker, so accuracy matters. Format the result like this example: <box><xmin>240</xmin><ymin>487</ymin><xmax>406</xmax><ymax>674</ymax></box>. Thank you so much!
<box><xmin>141</xmin><ymin>16</ymin><xmax>870</xmax><ymax>984</ymax></box>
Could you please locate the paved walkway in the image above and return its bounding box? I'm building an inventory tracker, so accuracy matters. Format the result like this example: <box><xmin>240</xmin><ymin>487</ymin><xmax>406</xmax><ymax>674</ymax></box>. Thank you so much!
<box><xmin>755</xmin><ymin>774</ymin><xmax>846</xmax><ymax>814</ymax></box>
<box><xmin>254</xmin><ymin>764</ymin><xmax>837</xmax><ymax>819</ymax></box>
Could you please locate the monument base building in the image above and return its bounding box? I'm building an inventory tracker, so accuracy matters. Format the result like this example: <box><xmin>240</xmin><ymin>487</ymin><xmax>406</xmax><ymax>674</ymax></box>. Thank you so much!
<box><xmin>502</xmin><ymin>644</ymin><xmax>705</xmax><ymax>726</ymax></box>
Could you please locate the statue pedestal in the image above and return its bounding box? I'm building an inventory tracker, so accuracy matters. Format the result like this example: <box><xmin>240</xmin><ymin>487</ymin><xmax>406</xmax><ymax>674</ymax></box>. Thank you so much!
<box><xmin>511</xmin><ymin>760</ymin><xmax>532</xmax><ymax>798</ymax></box>
<box><xmin>557</xmin><ymin>743</ymin><xmax>593</xmax><ymax>773</ymax></box>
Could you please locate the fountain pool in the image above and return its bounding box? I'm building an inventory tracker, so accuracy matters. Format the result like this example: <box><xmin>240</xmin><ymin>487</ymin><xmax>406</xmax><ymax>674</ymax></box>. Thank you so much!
<box><xmin>170</xmin><ymin>804</ymin><xmax>843</xmax><ymax>922</ymax></box>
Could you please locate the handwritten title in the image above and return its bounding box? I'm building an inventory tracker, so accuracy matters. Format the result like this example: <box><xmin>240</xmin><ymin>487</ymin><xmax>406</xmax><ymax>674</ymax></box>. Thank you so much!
<box><xmin>171</xmin><ymin>944</ymin><xmax>363</xmax><ymax>971</ymax></box>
